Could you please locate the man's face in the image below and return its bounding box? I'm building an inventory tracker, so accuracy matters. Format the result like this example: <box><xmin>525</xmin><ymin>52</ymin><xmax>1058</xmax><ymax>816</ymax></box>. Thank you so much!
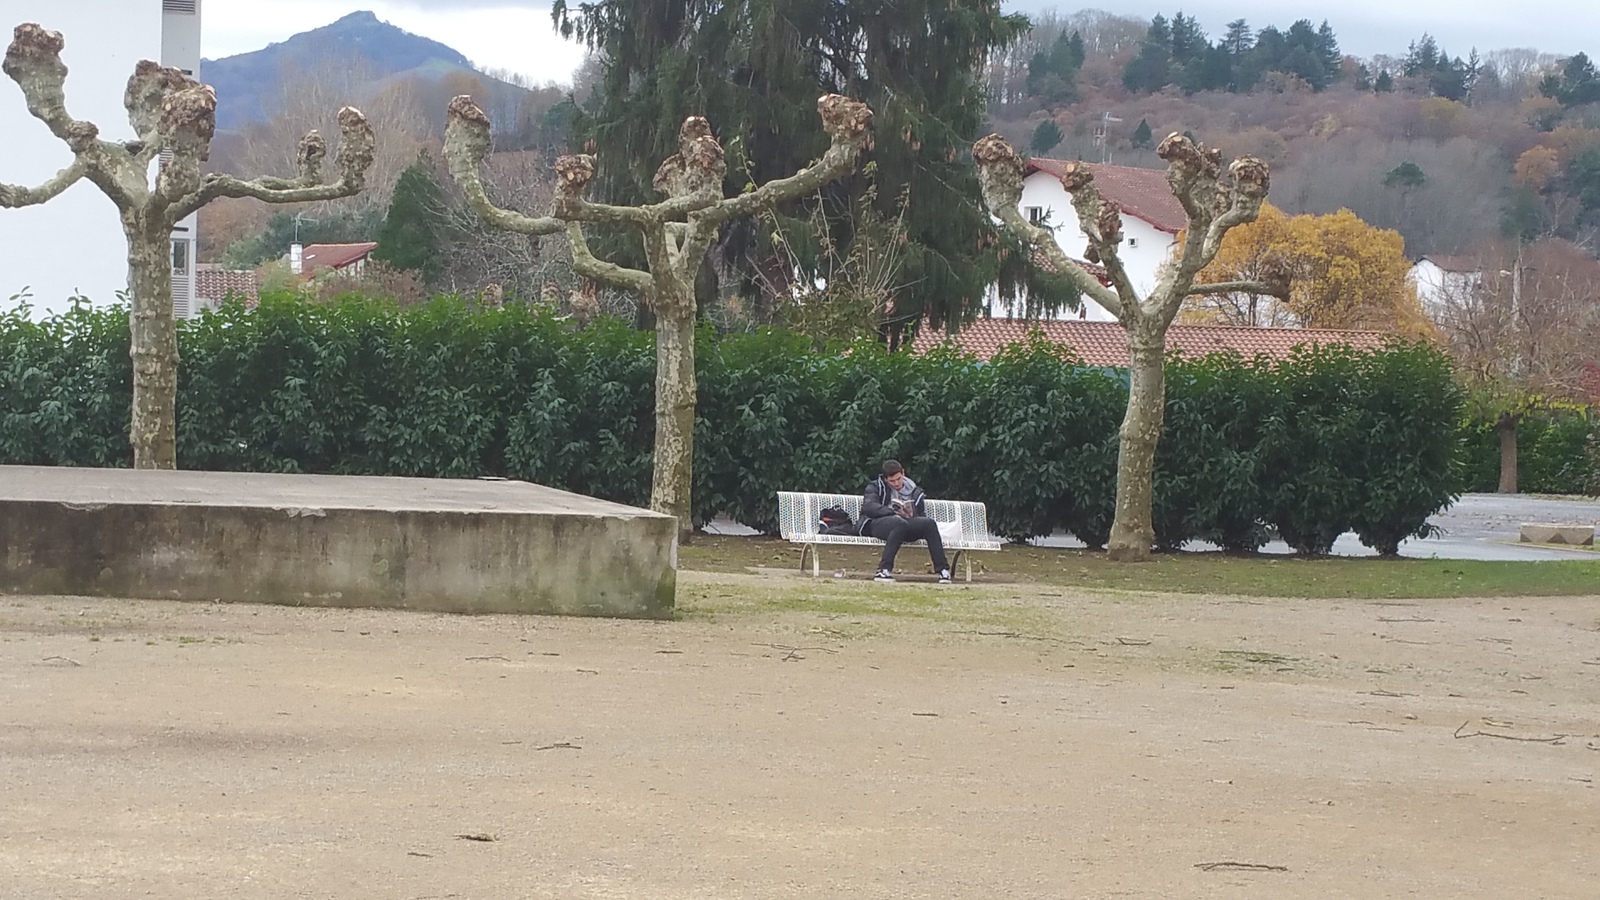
<box><xmin>885</xmin><ymin>472</ymin><xmax>905</xmax><ymax>491</ymax></box>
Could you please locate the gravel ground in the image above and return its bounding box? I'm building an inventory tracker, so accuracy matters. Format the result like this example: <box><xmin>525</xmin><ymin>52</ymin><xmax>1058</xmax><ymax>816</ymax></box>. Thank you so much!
<box><xmin>3</xmin><ymin>573</ymin><xmax>1598</xmax><ymax>899</ymax></box>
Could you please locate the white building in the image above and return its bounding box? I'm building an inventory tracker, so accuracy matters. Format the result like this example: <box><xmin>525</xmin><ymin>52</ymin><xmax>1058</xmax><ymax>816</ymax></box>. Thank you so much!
<box><xmin>1409</xmin><ymin>254</ymin><xmax>1480</xmax><ymax>317</ymax></box>
<box><xmin>0</xmin><ymin>0</ymin><xmax>201</xmax><ymax>317</ymax></box>
<box><xmin>988</xmin><ymin>158</ymin><xmax>1187</xmax><ymax>322</ymax></box>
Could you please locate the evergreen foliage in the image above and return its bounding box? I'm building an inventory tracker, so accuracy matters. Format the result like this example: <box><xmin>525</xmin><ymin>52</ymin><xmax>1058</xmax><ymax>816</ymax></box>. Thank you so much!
<box><xmin>1030</xmin><ymin>119</ymin><xmax>1064</xmax><ymax>156</ymax></box>
<box><xmin>1539</xmin><ymin>52</ymin><xmax>1600</xmax><ymax>107</ymax></box>
<box><xmin>1</xmin><ymin>295</ymin><xmax>1476</xmax><ymax>552</ymax></box>
<box><xmin>1027</xmin><ymin>29</ymin><xmax>1085</xmax><ymax>103</ymax></box>
<box><xmin>1130</xmin><ymin>118</ymin><xmax>1154</xmax><ymax>149</ymax></box>
<box><xmin>550</xmin><ymin>0</ymin><xmax>1076</xmax><ymax>330</ymax></box>
<box><xmin>1123</xmin><ymin>13</ymin><xmax>1343</xmax><ymax>95</ymax></box>
<box><xmin>372</xmin><ymin>151</ymin><xmax>451</xmax><ymax>286</ymax></box>
<box><xmin>1458</xmin><ymin>409</ymin><xmax>1597</xmax><ymax>495</ymax></box>
<box><xmin>1401</xmin><ymin>34</ymin><xmax>1479</xmax><ymax>101</ymax></box>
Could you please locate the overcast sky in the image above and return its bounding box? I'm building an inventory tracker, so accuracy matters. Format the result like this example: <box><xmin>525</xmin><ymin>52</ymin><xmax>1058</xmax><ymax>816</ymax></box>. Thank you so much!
<box><xmin>203</xmin><ymin>0</ymin><xmax>1593</xmax><ymax>85</ymax></box>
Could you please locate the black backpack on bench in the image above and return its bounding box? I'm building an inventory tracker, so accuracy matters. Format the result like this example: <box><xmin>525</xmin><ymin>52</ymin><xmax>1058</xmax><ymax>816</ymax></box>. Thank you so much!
<box><xmin>818</xmin><ymin>506</ymin><xmax>857</xmax><ymax>536</ymax></box>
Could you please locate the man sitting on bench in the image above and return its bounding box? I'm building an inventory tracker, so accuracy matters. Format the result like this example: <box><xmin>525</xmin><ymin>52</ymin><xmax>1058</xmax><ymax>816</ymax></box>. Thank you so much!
<box><xmin>860</xmin><ymin>459</ymin><xmax>952</xmax><ymax>584</ymax></box>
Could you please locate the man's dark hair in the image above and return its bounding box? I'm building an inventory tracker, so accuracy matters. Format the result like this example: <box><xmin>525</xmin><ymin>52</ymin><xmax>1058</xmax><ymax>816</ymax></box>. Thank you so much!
<box><xmin>882</xmin><ymin>459</ymin><xmax>904</xmax><ymax>476</ymax></box>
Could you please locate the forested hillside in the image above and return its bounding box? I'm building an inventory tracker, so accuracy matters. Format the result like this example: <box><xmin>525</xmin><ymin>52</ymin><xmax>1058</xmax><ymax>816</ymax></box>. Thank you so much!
<box><xmin>985</xmin><ymin>9</ymin><xmax>1600</xmax><ymax>257</ymax></box>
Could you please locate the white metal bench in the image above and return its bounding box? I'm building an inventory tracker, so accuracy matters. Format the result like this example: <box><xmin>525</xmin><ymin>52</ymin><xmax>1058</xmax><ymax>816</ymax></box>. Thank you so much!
<box><xmin>776</xmin><ymin>491</ymin><xmax>1004</xmax><ymax>582</ymax></box>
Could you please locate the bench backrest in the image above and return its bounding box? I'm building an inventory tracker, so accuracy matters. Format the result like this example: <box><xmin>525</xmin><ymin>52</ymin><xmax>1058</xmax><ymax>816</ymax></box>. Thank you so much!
<box><xmin>777</xmin><ymin>491</ymin><xmax>862</xmax><ymax>540</ymax></box>
<box><xmin>777</xmin><ymin>491</ymin><xmax>997</xmax><ymax>542</ymax></box>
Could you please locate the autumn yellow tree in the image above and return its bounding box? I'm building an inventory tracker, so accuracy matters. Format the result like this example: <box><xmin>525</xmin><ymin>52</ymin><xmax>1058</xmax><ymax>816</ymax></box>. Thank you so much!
<box><xmin>1181</xmin><ymin>204</ymin><xmax>1431</xmax><ymax>336</ymax></box>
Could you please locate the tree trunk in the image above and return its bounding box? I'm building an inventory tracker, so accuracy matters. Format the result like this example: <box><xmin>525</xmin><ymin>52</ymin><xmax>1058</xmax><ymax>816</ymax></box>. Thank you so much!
<box><xmin>1106</xmin><ymin>327</ymin><xmax>1165</xmax><ymax>561</ymax></box>
<box><xmin>650</xmin><ymin>285</ymin><xmax>697</xmax><ymax>544</ymax></box>
<box><xmin>127</xmin><ymin>226</ymin><xmax>178</xmax><ymax>470</ymax></box>
<box><xmin>1496</xmin><ymin>412</ymin><xmax>1519</xmax><ymax>495</ymax></box>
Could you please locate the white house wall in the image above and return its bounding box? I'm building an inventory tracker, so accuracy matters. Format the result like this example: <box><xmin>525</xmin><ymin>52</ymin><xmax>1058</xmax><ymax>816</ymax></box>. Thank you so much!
<box><xmin>989</xmin><ymin>170</ymin><xmax>1178</xmax><ymax>322</ymax></box>
<box><xmin>1409</xmin><ymin>259</ymin><xmax>1477</xmax><ymax>318</ymax></box>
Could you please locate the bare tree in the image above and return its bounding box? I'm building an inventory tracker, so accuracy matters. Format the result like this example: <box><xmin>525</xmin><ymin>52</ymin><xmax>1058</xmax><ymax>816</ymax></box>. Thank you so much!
<box><xmin>1</xmin><ymin>23</ymin><xmax>373</xmax><ymax>468</ymax></box>
<box><xmin>1435</xmin><ymin>238</ymin><xmax>1600</xmax><ymax>491</ymax></box>
<box><xmin>974</xmin><ymin>132</ymin><xmax>1278</xmax><ymax>561</ymax></box>
<box><xmin>445</xmin><ymin>93</ymin><xmax>872</xmax><ymax>541</ymax></box>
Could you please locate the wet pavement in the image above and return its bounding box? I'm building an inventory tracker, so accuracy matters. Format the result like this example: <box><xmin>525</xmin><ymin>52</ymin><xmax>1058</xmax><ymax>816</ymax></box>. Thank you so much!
<box><xmin>711</xmin><ymin>493</ymin><xmax>1600</xmax><ymax>561</ymax></box>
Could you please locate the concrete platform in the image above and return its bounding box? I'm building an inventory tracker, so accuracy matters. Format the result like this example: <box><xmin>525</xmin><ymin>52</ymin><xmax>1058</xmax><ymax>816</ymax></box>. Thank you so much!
<box><xmin>1519</xmin><ymin>522</ymin><xmax>1596</xmax><ymax>545</ymax></box>
<box><xmin>0</xmin><ymin>466</ymin><xmax>676</xmax><ymax>618</ymax></box>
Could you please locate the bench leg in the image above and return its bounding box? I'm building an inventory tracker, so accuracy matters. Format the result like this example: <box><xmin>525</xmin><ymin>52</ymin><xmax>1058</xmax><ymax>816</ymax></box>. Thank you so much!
<box><xmin>798</xmin><ymin>543</ymin><xmax>821</xmax><ymax>577</ymax></box>
<box><xmin>963</xmin><ymin>552</ymin><xmax>973</xmax><ymax>583</ymax></box>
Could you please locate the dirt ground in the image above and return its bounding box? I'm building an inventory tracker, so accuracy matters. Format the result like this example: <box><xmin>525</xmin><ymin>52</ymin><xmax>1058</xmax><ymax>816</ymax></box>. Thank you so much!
<box><xmin>3</xmin><ymin>571</ymin><xmax>1599</xmax><ymax>899</ymax></box>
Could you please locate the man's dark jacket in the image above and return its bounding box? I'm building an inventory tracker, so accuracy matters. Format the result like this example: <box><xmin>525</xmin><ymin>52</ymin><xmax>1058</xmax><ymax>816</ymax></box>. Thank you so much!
<box><xmin>859</xmin><ymin>475</ymin><xmax>926</xmax><ymax>535</ymax></box>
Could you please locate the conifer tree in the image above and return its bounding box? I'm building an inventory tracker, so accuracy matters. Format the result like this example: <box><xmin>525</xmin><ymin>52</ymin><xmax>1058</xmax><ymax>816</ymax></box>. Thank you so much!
<box><xmin>550</xmin><ymin>0</ymin><xmax>1071</xmax><ymax>330</ymax></box>
<box><xmin>1130</xmin><ymin>118</ymin><xmax>1154</xmax><ymax>150</ymax></box>
<box><xmin>373</xmin><ymin>150</ymin><xmax>450</xmax><ymax>285</ymax></box>
<box><xmin>1030</xmin><ymin>119</ymin><xmax>1063</xmax><ymax>156</ymax></box>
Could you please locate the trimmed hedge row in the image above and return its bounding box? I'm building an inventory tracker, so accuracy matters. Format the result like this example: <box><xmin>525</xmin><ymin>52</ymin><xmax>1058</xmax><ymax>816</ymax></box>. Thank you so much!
<box><xmin>1457</xmin><ymin>409</ymin><xmax>1597</xmax><ymax>496</ymax></box>
<box><xmin>2</xmin><ymin>295</ymin><xmax>1466</xmax><ymax>555</ymax></box>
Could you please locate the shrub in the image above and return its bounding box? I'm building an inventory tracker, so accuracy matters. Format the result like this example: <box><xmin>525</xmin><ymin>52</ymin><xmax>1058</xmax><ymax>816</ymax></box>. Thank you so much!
<box><xmin>1</xmin><ymin>295</ymin><xmax>1465</xmax><ymax>552</ymax></box>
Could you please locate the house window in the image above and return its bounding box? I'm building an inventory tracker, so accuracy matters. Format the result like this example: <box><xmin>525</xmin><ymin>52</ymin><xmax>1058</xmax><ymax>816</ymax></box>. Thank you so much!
<box><xmin>1127</xmin><ymin>237</ymin><xmax>1139</xmax><ymax>248</ymax></box>
<box><xmin>171</xmin><ymin>239</ymin><xmax>189</xmax><ymax>275</ymax></box>
<box><xmin>1025</xmin><ymin>206</ymin><xmax>1045</xmax><ymax>225</ymax></box>
<box><xmin>163</xmin><ymin>0</ymin><xmax>198</xmax><ymax>14</ymax></box>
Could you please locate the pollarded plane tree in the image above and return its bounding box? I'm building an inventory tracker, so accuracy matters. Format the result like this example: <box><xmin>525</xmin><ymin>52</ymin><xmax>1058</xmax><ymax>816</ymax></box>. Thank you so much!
<box><xmin>0</xmin><ymin>24</ymin><xmax>374</xmax><ymax>469</ymax></box>
<box><xmin>444</xmin><ymin>93</ymin><xmax>872</xmax><ymax>543</ymax></box>
<box><xmin>973</xmin><ymin>132</ymin><xmax>1281</xmax><ymax>562</ymax></box>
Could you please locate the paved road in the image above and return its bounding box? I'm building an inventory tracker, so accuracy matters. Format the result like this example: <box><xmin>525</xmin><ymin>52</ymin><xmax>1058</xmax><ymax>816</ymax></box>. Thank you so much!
<box><xmin>710</xmin><ymin>493</ymin><xmax>1600</xmax><ymax>561</ymax></box>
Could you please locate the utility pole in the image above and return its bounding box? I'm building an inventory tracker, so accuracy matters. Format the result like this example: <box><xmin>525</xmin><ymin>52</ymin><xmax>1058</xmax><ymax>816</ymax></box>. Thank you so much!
<box><xmin>1091</xmin><ymin>112</ymin><xmax>1122</xmax><ymax>164</ymax></box>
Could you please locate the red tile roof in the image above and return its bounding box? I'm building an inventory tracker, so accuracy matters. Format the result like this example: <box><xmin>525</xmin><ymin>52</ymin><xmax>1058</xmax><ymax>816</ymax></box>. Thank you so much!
<box><xmin>911</xmin><ymin>319</ymin><xmax>1389</xmax><ymax>366</ymax></box>
<box><xmin>1417</xmin><ymin>254</ymin><xmax>1479</xmax><ymax>274</ymax></box>
<box><xmin>194</xmin><ymin>264</ymin><xmax>258</xmax><ymax>306</ymax></box>
<box><xmin>301</xmin><ymin>242</ymin><xmax>378</xmax><ymax>273</ymax></box>
<box><xmin>1025</xmin><ymin>159</ymin><xmax>1188</xmax><ymax>234</ymax></box>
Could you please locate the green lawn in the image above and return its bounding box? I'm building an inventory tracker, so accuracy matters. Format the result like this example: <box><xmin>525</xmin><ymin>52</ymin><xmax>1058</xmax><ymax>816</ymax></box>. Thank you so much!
<box><xmin>679</xmin><ymin>534</ymin><xmax>1600</xmax><ymax>599</ymax></box>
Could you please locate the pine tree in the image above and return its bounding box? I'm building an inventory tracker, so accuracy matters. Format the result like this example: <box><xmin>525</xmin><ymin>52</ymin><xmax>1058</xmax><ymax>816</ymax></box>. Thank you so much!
<box><xmin>1030</xmin><ymin>119</ymin><xmax>1063</xmax><ymax>156</ymax></box>
<box><xmin>1130</xmin><ymin>118</ymin><xmax>1154</xmax><ymax>149</ymax></box>
<box><xmin>1222</xmin><ymin>19</ymin><xmax>1253</xmax><ymax>57</ymax></box>
<box><xmin>373</xmin><ymin>151</ymin><xmax>450</xmax><ymax>285</ymax></box>
<box><xmin>551</xmin><ymin>0</ymin><xmax>1067</xmax><ymax>330</ymax></box>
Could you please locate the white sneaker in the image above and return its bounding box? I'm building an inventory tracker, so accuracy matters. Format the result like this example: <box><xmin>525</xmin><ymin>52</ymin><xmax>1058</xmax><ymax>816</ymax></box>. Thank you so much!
<box><xmin>938</xmin><ymin>569</ymin><xmax>952</xmax><ymax>584</ymax></box>
<box><xmin>873</xmin><ymin>569</ymin><xmax>895</xmax><ymax>583</ymax></box>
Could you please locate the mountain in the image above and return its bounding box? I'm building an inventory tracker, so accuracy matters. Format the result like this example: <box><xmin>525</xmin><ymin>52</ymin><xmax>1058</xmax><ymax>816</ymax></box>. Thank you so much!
<box><xmin>202</xmin><ymin>11</ymin><xmax>480</xmax><ymax>131</ymax></box>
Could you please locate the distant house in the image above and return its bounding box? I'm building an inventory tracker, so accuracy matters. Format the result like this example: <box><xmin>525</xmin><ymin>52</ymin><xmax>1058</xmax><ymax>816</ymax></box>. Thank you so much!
<box><xmin>295</xmin><ymin>242</ymin><xmax>378</xmax><ymax>277</ymax></box>
<box><xmin>1410</xmin><ymin>254</ymin><xmax>1480</xmax><ymax>315</ymax></box>
<box><xmin>912</xmin><ymin>319</ymin><xmax>1388</xmax><ymax>366</ymax></box>
<box><xmin>993</xmin><ymin>159</ymin><xmax>1189</xmax><ymax>322</ymax></box>
<box><xmin>194</xmin><ymin>264</ymin><xmax>259</xmax><ymax>311</ymax></box>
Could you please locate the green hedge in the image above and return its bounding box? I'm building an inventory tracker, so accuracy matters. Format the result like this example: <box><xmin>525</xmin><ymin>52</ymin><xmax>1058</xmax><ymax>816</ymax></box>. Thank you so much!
<box><xmin>1458</xmin><ymin>409</ymin><xmax>1597</xmax><ymax>495</ymax></box>
<box><xmin>2</xmin><ymin>294</ymin><xmax>1466</xmax><ymax>554</ymax></box>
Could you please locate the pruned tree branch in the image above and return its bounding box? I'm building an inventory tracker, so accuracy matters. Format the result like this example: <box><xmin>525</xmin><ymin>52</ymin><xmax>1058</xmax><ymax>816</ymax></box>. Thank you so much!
<box><xmin>3</xmin><ymin>24</ymin><xmax>83</xmax><ymax>146</ymax></box>
<box><xmin>566</xmin><ymin>221</ymin><xmax>652</xmax><ymax>296</ymax></box>
<box><xmin>0</xmin><ymin>159</ymin><xmax>84</xmax><ymax>208</ymax></box>
<box><xmin>970</xmin><ymin>135</ymin><xmax>1124</xmax><ymax>318</ymax></box>
<box><xmin>444</xmin><ymin>95</ymin><xmax>564</xmax><ymax>237</ymax></box>
<box><xmin>1186</xmin><ymin>279</ymin><xmax>1287</xmax><ymax>298</ymax></box>
<box><xmin>169</xmin><ymin>107</ymin><xmax>374</xmax><ymax>221</ymax></box>
<box><xmin>3</xmin><ymin>22</ymin><xmax>377</xmax><ymax>470</ymax></box>
<box><xmin>973</xmin><ymin>128</ymin><xmax>1271</xmax><ymax>562</ymax></box>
